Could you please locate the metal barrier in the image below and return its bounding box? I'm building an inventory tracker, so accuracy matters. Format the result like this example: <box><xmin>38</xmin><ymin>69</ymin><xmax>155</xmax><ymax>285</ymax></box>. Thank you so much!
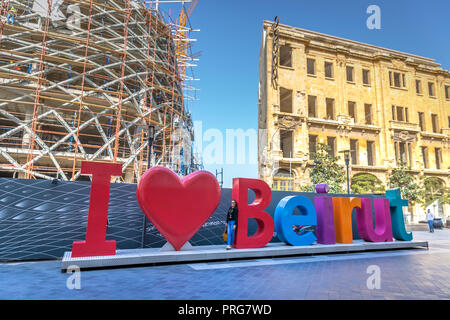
<box><xmin>0</xmin><ymin>178</ymin><xmax>384</xmax><ymax>261</ymax></box>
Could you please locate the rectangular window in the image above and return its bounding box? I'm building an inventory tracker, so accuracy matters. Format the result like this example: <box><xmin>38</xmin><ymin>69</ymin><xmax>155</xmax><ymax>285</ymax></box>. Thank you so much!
<box><xmin>394</xmin><ymin>72</ymin><xmax>401</xmax><ymax>87</ymax></box>
<box><xmin>348</xmin><ymin>101</ymin><xmax>356</xmax><ymax>122</ymax></box>
<box><xmin>392</xmin><ymin>105</ymin><xmax>396</xmax><ymax>120</ymax></box>
<box><xmin>405</xmin><ymin>107</ymin><xmax>409</xmax><ymax>122</ymax></box>
<box><xmin>307</xmin><ymin>58</ymin><xmax>316</xmax><ymax>75</ymax></box>
<box><xmin>362</xmin><ymin>69</ymin><xmax>370</xmax><ymax>85</ymax></box>
<box><xmin>280</xmin><ymin>130</ymin><xmax>293</xmax><ymax>158</ymax></box>
<box><xmin>350</xmin><ymin>139</ymin><xmax>358</xmax><ymax>165</ymax></box>
<box><xmin>364</xmin><ymin>104</ymin><xmax>372</xmax><ymax>125</ymax></box>
<box><xmin>346</xmin><ymin>66</ymin><xmax>354</xmax><ymax>82</ymax></box>
<box><xmin>279</xmin><ymin>87</ymin><xmax>292</xmax><ymax>113</ymax></box>
<box><xmin>280</xmin><ymin>45</ymin><xmax>292</xmax><ymax>67</ymax></box>
<box><xmin>391</xmin><ymin>71</ymin><xmax>406</xmax><ymax>88</ymax></box>
<box><xmin>421</xmin><ymin>147</ymin><xmax>428</xmax><ymax>169</ymax></box>
<box><xmin>367</xmin><ymin>141</ymin><xmax>375</xmax><ymax>166</ymax></box>
<box><xmin>396</xmin><ymin>106</ymin><xmax>404</xmax><ymax>122</ymax></box>
<box><xmin>408</xmin><ymin>143</ymin><xmax>413</xmax><ymax>167</ymax></box>
<box><xmin>399</xmin><ymin>142</ymin><xmax>407</xmax><ymax>165</ymax></box>
<box><xmin>428</xmin><ymin>82</ymin><xmax>435</xmax><ymax>97</ymax></box>
<box><xmin>308</xmin><ymin>95</ymin><xmax>317</xmax><ymax>118</ymax></box>
<box><xmin>445</xmin><ymin>85</ymin><xmax>450</xmax><ymax>99</ymax></box>
<box><xmin>416</xmin><ymin>80</ymin><xmax>422</xmax><ymax>95</ymax></box>
<box><xmin>325</xmin><ymin>61</ymin><xmax>333</xmax><ymax>78</ymax></box>
<box><xmin>431</xmin><ymin>114</ymin><xmax>439</xmax><ymax>133</ymax></box>
<box><xmin>435</xmin><ymin>148</ymin><xmax>441</xmax><ymax>170</ymax></box>
<box><xmin>327</xmin><ymin>136</ymin><xmax>336</xmax><ymax>158</ymax></box>
<box><xmin>394</xmin><ymin>142</ymin><xmax>399</xmax><ymax>164</ymax></box>
<box><xmin>418</xmin><ymin>112</ymin><xmax>425</xmax><ymax>131</ymax></box>
<box><xmin>309</xmin><ymin>135</ymin><xmax>317</xmax><ymax>159</ymax></box>
<box><xmin>326</xmin><ymin>98</ymin><xmax>335</xmax><ymax>120</ymax></box>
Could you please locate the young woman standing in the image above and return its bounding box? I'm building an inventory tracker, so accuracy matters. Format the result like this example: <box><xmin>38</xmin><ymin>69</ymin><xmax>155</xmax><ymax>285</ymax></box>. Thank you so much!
<box><xmin>226</xmin><ymin>200</ymin><xmax>238</xmax><ymax>250</ymax></box>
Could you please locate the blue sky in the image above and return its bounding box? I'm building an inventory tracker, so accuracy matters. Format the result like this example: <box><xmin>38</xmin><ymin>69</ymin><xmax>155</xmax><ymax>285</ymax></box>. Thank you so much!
<box><xmin>177</xmin><ymin>0</ymin><xmax>450</xmax><ymax>187</ymax></box>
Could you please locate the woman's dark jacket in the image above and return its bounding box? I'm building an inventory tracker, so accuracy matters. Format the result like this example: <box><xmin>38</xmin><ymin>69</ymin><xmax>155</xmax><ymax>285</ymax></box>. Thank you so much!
<box><xmin>226</xmin><ymin>207</ymin><xmax>238</xmax><ymax>224</ymax></box>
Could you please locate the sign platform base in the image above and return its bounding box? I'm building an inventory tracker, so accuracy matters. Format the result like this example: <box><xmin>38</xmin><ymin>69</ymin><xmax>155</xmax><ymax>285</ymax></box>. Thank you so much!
<box><xmin>61</xmin><ymin>240</ymin><xmax>428</xmax><ymax>271</ymax></box>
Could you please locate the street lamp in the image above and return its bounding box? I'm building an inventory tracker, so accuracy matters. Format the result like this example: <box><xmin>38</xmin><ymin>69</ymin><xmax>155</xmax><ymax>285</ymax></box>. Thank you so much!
<box><xmin>311</xmin><ymin>160</ymin><xmax>322</xmax><ymax>190</ymax></box>
<box><xmin>142</xmin><ymin>125</ymin><xmax>155</xmax><ymax>248</ymax></box>
<box><xmin>339</xmin><ymin>150</ymin><xmax>351</xmax><ymax>194</ymax></box>
<box><xmin>147</xmin><ymin>125</ymin><xmax>155</xmax><ymax>169</ymax></box>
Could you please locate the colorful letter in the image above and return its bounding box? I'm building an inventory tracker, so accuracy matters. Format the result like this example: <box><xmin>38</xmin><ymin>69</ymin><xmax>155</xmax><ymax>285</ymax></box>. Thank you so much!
<box><xmin>356</xmin><ymin>198</ymin><xmax>393</xmax><ymax>242</ymax></box>
<box><xmin>314</xmin><ymin>184</ymin><xmax>335</xmax><ymax>245</ymax></box>
<box><xmin>71</xmin><ymin>161</ymin><xmax>122</xmax><ymax>257</ymax></box>
<box><xmin>332</xmin><ymin>197</ymin><xmax>361</xmax><ymax>244</ymax></box>
<box><xmin>315</xmin><ymin>196</ymin><xmax>336</xmax><ymax>244</ymax></box>
<box><xmin>232</xmin><ymin>178</ymin><xmax>274</xmax><ymax>248</ymax></box>
<box><xmin>386</xmin><ymin>188</ymin><xmax>413</xmax><ymax>241</ymax></box>
<box><xmin>274</xmin><ymin>196</ymin><xmax>317</xmax><ymax>246</ymax></box>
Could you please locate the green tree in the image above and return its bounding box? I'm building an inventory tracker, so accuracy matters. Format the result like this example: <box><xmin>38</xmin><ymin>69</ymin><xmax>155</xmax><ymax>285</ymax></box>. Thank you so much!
<box><xmin>388</xmin><ymin>162</ymin><xmax>423</xmax><ymax>204</ymax></box>
<box><xmin>300</xmin><ymin>143</ymin><xmax>346</xmax><ymax>193</ymax></box>
<box><xmin>422</xmin><ymin>177</ymin><xmax>449</xmax><ymax>207</ymax></box>
<box><xmin>351</xmin><ymin>173</ymin><xmax>385</xmax><ymax>194</ymax></box>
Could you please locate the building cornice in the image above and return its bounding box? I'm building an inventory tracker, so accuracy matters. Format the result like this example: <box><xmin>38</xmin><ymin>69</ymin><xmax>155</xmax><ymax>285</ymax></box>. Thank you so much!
<box><xmin>423</xmin><ymin>169</ymin><xmax>450</xmax><ymax>177</ymax></box>
<box><xmin>263</xmin><ymin>21</ymin><xmax>450</xmax><ymax>77</ymax></box>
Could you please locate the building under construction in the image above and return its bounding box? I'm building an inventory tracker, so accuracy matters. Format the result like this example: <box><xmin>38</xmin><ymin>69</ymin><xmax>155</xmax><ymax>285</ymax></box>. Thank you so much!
<box><xmin>0</xmin><ymin>0</ymin><xmax>201</xmax><ymax>183</ymax></box>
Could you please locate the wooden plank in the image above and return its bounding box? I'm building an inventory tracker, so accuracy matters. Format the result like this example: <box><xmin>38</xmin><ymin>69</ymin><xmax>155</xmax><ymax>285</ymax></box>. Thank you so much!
<box><xmin>67</xmin><ymin>0</ymin><xmax>127</xmax><ymax>14</ymax></box>
<box><xmin>0</xmin><ymin>71</ymin><xmax>48</xmax><ymax>83</ymax></box>
<box><xmin>151</xmin><ymin>83</ymin><xmax>182</xmax><ymax>98</ymax></box>
<box><xmin>31</xmin><ymin>94</ymin><xmax>117</xmax><ymax>111</ymax></box>
<box><xmin>0</xmin><ymin>99</ymin><xmax>43</xmax><ymax>106</ymax></box>
<box><xmin>0</xmin><ymin>49</ymin><xmax>95</xmax><ymax>68</ymax></box>
<box><xmin>3</xmin><ymin>24</ymin><xmax>124</xmax><ymax>56</ymax></box>
<box><xmin>68</xmin><ymin>85</ymin><xmax>129</xmax><ymax>97</ymax></box>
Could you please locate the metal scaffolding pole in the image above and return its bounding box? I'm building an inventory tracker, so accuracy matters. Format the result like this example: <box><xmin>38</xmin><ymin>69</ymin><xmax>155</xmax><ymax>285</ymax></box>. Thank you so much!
<box><xmin>0</xmin><ymin>0</ymin><xmax>201</xmax><ymax>182</ymax></box>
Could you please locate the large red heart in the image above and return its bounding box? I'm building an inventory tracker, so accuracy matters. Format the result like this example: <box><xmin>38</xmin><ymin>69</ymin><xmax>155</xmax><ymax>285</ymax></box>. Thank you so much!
<box><xmin>136</xmin><ymin>167</ymin><xmax>221</xmax><ymax>251</ymax></box>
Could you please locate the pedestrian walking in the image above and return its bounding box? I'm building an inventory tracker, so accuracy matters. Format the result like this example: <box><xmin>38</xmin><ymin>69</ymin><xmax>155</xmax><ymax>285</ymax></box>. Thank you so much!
<box><xmin>426</xmin><ymin>209</ymin><xmax>434</xmax><ymax>233</ymax></box>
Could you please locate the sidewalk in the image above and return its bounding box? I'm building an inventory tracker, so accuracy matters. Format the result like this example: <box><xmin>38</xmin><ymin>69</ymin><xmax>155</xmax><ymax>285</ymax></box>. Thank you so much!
<box><xmin>412</xmin><ymin>229</ymin><xmax>450</xmax><ymax>242</ymax></box>
<box><xmin>1</xmin><ymin>230</ymin><xmax>449</xmax><ymax>299</ymax></box>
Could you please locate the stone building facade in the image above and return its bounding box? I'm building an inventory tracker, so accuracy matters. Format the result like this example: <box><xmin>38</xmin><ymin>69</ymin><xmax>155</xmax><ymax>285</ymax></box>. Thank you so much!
<box><xmin>258</xmin><ymin>21</ymin><xmax>449</xmax><ymax>223</ymax></box>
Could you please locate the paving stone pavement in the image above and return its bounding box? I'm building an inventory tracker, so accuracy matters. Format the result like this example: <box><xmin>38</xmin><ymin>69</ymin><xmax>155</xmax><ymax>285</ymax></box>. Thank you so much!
<box><xmin>0</xmin><ymin>230</ymin><xmax>449</xmax><ymax>300</ymax></box>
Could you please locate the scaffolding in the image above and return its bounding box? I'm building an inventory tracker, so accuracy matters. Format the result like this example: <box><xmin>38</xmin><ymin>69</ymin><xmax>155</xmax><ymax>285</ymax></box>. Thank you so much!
<box><xmin>0</xmin><ymin>0</ymin><xmax>201</xmax><ymax>182</ymax></box>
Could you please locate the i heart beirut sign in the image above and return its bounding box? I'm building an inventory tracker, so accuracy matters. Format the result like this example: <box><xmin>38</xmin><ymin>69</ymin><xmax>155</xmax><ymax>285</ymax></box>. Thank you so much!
<box><xmin>71</xmin><ymin>161</ymin><xmax>412</xmax><ymax>257</ymax></box>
